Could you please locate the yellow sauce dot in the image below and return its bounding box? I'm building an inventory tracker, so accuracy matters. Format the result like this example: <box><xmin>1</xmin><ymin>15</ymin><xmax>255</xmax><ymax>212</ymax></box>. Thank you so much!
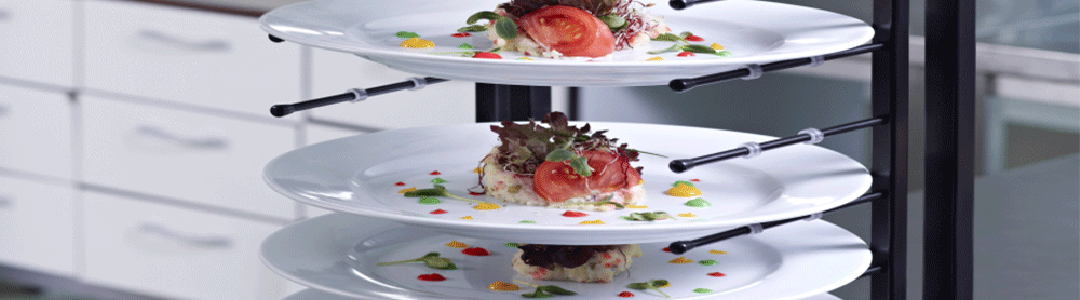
<box><xmin>398</xmin><ymin>187</ymin><xmax>418</xmax><ymax>193</ymax></box>
<box><xmin>579</xmin><ymin>220</ymin><xmax>606</xmax><ymax>225</ymax></box>
<box><xmin>474</xmin><ymin>203</ymin><xmax>500</xmax><ymax>210</ymax></box>
<box><xmin>400</xmin><ymin>37</ymin><xmax>435</xmax><ymax>48</ymax></box>
<box><xmin>665</xmin><ymin>183</ymin><xmax>702</xmax><ymax>197</ymax></box>
<box><xmin>446</xmin><ymin>241</ymin><xmax>469</xmax><ymax>248</ymax></box>
<box><xmin>709</xmin><ymin>249</ymin><xmax>728</xmax><ymax>255</ymax></box>
<box><xmin>711</xmin><ymin>43</ymin><xmax>725</xmax><ymax>51</ymax></box>
<box><xmin>487</xmin><ymin>281</ymin><xmax>520</xmax><ymax>291</ymax></box>
<box><xmin>658</xmin><ymin>281</ymin><xmax>672</xmax><ymax>288</ymax></box>
<box><xmin>626</xmin><ymin>205</ymin><xmax>648</xmax><ymax>209</ymax></box>
<box><xmin>678</xmin><ymin>213</ymin><xmax>697</xmax><ymax>218</ymax></box>
<box><xmin>638</xmin><ymin>179</ymin><xmax>645</xmax><ymax>186</ymax></box>
<box><xmin>461</xmin><ymin>216</ymin><xmax>473</xmax><ymax>220</ymax></box>
<box><xmin>668</xmin><ymin>256</ymin><xmax>694</xmax><ymax>264</ymax></box>
<box><xmin>517</xmin><ymin>57</ymin><xmax>535</xmax><ymax>61</ymax></box>
<box><xmin>647</xmin><ymin>56</ymin><xmax>664</xmax><ymax>61</ymax></box>
<box><xmin>472</xmin><ymin>167</ymin><xmax>483</xmax><ymax>173</ymax></box>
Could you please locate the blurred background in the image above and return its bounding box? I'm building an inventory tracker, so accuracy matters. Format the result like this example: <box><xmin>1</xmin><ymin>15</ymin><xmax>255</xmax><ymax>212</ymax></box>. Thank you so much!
<box><xmin>1</xmin><ymin>0</ymin><xmax>1076</xmax><ymax>299</ymax></box>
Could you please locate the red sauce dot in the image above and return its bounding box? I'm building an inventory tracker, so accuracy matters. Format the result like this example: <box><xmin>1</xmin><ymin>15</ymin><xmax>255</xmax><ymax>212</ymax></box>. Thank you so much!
<box><xmin>430</xmin><ymin>209</ymin><xmax>448</xmax><ymax>215</ymax></box>
<box><xmin>395</xmin><ymin>182</ymin><xmax>406</xmax><ymax>186</ymax></box>
<box><xmin>472</xmin><ymin>52</ymin><xmax>503</xmax><ymax>59</ymax></box>
<box><xmin>468</xmin><ymin>191</ymin><xmax>485</xmax><ymax>196</ymax></box>
<box><xmin>690</xmin><ymin>179</ymin><xmax>701</xmax><ymax>182</ymax></box>
<box><xmin>662</xmin><ymin>247</ymin><xmax>671</xmax><ymax>253</ymax></box>
<box><xmin>708</xmin><ymin>272</ymin><xmax>726</xmax><ymax>277</ymax></box>
<box><xmin>562</xmin><ymin>210</ymin><xmax>589</xmax><ymax>217</ymax></box>
<box><xmin>677</xmin><ymin>51</ymin><xmax>695</xmax><ymax>57</ymax></box>
<box><xmin>462</xmin><ymin>247</ymin><xmax>490</xmax><ymax>256</ymax></box>
<box><xmin>451</xmin><ymin>32</ymin><xmax>471</xmax><ymax>38</ymax></box>
<box><xmin>618</xmin><ymin>291</ymin><xmax>635</xmax><ymax>297</ymax></box>
<box><xmin>686</xmin><ymin>35</ymin><xmax>705</xmax><ymax>42</ymax></box>
<box><xmin>417</xmin><ymin>273</ymin><xmax>447</xmax><ymax>281</ymax></box>
<box><xmin>430</xmin><ymin>171</ymin><xmax>441</xmax><ymax>175</ymax></box>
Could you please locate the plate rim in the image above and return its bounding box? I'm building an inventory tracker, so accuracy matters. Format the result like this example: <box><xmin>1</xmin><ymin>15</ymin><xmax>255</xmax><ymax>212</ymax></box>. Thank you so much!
<box><xmin>263</xmin><ymin>121</ymin><xmax>872</xmax><ymax>234</ymax></box>
<box><xmin>257</xmin><ymin>0</ymin><xmax>875</xmax><ymax>68</ymax></box>
<box><xmin>260</xmin><ymin>213</ymin><xmax>871</xmax><ymax>300</ymax></box>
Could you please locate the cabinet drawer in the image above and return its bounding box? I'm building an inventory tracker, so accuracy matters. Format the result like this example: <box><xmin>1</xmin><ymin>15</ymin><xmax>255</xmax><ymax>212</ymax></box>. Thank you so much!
<box><xmin>0</xmin><ymin>85</ymin><xmax>72</xmax><ymax>179</ymax></box>
<box><xmin>0</xmin><ymin>177</ymin><xmax>75</xmax><ymax>276</ymax></box>
<box><xmin>82</xmin><ymin>96</ymin><xmax>296</xmax><ymax>219</ymax></box>
<box><xmin>310</xmin><ymin>49</ymin><xmax>475</xmax><ymax>128</ymax></box>
<box><xmin>0</xmin><ymin>0</ymin><xmax>75</xmax><ymax>86</ymax></box>
<box><xmin>83</xmin><ymin>0</ymin><xmax>301</xmax><ymax>115</ymax></box>
<box><xmin>82</xmin><ymin>192</ymin><xmax>290</xmax><ymax>300</ymax></box>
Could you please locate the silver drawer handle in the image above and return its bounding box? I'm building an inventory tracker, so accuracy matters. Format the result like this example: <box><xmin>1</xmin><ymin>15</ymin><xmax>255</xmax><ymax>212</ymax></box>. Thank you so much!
<box><xmin>137</xmin><ymin>223</ymin><xmax>233</xmax><ymax>249</ymax></box>
<box><xmin>0</xmin><ymin>104</ymin><xmax>8</xmax><ymax>117</ymax></box>
<box><xmin>136</xmin><ymin>125</ymin><xmax>229</xmax><ymax>150</ymax></box>
<box><xmin>0</xmin><ymin>9</ymin><xmax>10</xmax><ymax>21</ymax></box>
<box><xmin>0</xmin><ymin>195</ymin><xmax>13</xmax><ymax>209</ymax></box>
<box><xmin>136</xmin><ymin>29</ymin><xmax>231</xmax><ymax>52</ymax></box>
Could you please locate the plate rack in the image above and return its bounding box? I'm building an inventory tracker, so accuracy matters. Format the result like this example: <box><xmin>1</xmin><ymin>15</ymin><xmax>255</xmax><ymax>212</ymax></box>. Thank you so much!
<box><xmin>266</xmin><ymin>0</ymin><xmax>974</xmax><ymax>298</ymax></box>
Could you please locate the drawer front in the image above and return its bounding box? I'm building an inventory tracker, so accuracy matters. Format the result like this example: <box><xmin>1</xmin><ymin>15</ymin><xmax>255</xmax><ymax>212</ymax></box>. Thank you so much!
<box><xmin>84</xmin><ymin>0</ymin><xmax>301</xmax><ymax>115</ymax></box>
<box><xmin>0</xmin><ymin>85</ymin><xmax>72</xmax><ymax>179</ymax></box>
<box><xmin>0</xmin><ymin>0</ymin><xmax>74</xmax><ymax>86</ymax></box>
<box><xmin>0</xmin><ymin>177</ymin><xmax>75</xmax><ymax>276</ymax></box>
<box><xmin>82</xmin><ymin>96</ymin><xmax>296</xmax><ymax>219</ymax></box>
<box><xmin>310</xmin><ymin>49</ymin><xmax>475</xmax><ymax>128</ymax></box>
<box><xmin>82</xmin><ymin>192</ymin><xmax>290</xmax><ymax>300</ymax></box>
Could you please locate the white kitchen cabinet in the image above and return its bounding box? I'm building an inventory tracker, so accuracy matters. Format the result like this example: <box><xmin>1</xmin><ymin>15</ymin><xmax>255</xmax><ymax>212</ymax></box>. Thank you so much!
<box><xmin>309</xmin><ymin>48</ymin><xmax>475</xmax><ymax>128</ymax></box>
<box><xmin>0</xmin><ymin>85</ymin><xmax>72</xmax><ymax>179</ymax></box>
<box><xmin>0</xmin><ymin>0</ymin><xmax>75</xmax><ymax>86</ymax></box>
<box><xmin>81</xmin><ymin>96</ymin><xmax>297</xmax><ymax>219</ymax></box>
<box><xmin>83</xmin><ymin>0</ymin><xmax>301</xmax><ymax>116</ymax></box>
<box><xmin>0</xmin><ymin>177</ymin><xmax>76</xmax><ymax>277</ymax></box>
<box><xmin>81</xmin><ymin>191</ymin><xmax>290</xmax><ymax>300</ymax></box>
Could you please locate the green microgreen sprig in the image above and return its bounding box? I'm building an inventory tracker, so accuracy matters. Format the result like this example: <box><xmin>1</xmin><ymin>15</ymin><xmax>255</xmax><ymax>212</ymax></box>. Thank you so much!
<box><xmin>513</xmin><ymin>280</ymin><xmax>577</xmax><ymax>298</ymax></box>
<box><xmin>627</xmin><ymin>279</ymin><xmax>671</xmax><ymax>298</ymax></box>
<box><xmin>621</xmin><ymin>211</ymin><xmax>676</xmax><ymax>221</ymax></box>
<box><xmin>404</xmin><ymin>185</ymin><xmax>485</xmax><ymax>204</ymax></box>
<box><xmin>466</xmin><ymin>11</ymin><xmax>517</xmax><ymax>40</ymax></box>
<box><xmin>649</xmin><ymin>31</ymin><xmax>730</xmax><ymax>56</ymax></box>
<box><xmin>376</xmin><ymin>252</ymin><xmax>458</xmax><ymax>270</ymax></box>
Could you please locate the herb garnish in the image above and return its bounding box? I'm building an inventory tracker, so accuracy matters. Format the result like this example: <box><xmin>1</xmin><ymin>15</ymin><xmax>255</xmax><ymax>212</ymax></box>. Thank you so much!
<box><xmin>377</xmin><ymin>252</ymin><xmax>458</xmax><ymax>270</ymax></box>
<box><xmin>457</xmin><ymin>25</ymin><xmax>487</xmax><ymax>32</ymax></box>
<box><xmin>466</xmin><ymin>11</ymin><xmax>517</xmax><ymax>40</ymax></box>
<box><xmin>404</xmin><ymin>185</ymin><xmax>485</xmax><ymax>204</ymax></box>
<box><xmin>627</xmin><ymin>279</ymin><xmax>671</xmax><ymax>298</ymax></box>
<box><xmin>621</xmin><ymin>211</ymin><xmax>675</xmax><ymax>221</ymax></box>
<box><xmin>649</xmin><ymin>31</ymin><xmax>731</xmax><ymax>56</ymax></box>
<box><xmin>490</xmin><ymin>112</ymin><xmax>653</xmax><ymax>177</ymax></box>
<box><xmin>514</xmin><ymin>280</ymin><xmax>577</xmax><ymax>298</ymax></box>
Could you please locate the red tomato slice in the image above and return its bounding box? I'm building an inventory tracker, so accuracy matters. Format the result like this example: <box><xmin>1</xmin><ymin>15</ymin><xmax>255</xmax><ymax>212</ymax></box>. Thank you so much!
<box><xmin>533</xmin><ymin>150</ymin><xmax>642</xmax><ymax>203</ymax></box>
<box><xmin>516</xmin><ymin>5</ymin><xmax>615</xmax><ymax>58</ymax></box>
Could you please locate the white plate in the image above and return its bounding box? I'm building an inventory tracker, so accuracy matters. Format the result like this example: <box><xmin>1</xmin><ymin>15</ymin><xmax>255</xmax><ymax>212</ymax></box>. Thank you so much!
<box><xmin>261</xmin><ymin>213</ymin><xmax>870</xmax><ymax>300</ymax></box>
<box><xmin>283</xmin><ymin>289</ymin><xmax>844</xmax><ymax>300</ymax></box>
<box><xmin>263</xmin><ymin>122</ymin><xmax>871</xmax><ymax>245</ymax></box>
<box><xmin>258</xmin><ymin>0</ymin><xmax>874</xmax><ymax>86</ymax></box>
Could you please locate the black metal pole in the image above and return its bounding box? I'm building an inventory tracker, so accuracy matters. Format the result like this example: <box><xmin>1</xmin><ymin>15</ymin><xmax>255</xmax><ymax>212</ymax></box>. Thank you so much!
<box><xmin>924</xmin><ymin>0</ymin><xmax>975</xmax><ymax>299</ymax></box>
<box><xmin>871</xmin><ymin>0</ymin><xmax>908</xmax><ymax>299</ymax></box>
<box><xmin>475</xmin><ymin>83</ymin><xmax>552</xmax><ymax>122</ymax></box>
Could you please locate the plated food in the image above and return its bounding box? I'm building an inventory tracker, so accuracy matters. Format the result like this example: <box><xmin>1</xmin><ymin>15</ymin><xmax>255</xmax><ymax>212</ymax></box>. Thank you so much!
<box><xmin>479</xmin><ymin>112</ymin><xmax>648</xmax><ymax>211</ymax></box>
<box><xmin>464</xmin><ymin>0</ymin><xmax>671</xmax><ymax>58</ymax></box>
<box><xmin>512</xmin><ymin>244</ymin><xmax>644</xmax><ymax>283</ymax></box>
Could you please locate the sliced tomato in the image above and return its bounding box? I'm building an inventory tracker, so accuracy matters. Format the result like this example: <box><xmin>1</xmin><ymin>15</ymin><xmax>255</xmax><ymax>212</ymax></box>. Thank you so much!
<box><xmin>533</xmin><ymin>150</ymin><xmax>642</xmax><ymax>203</ymax></box>
<box><xmin>516</xmin><ymin>5</ymin><xmax>615</xmax><ymax>58</ymax></box>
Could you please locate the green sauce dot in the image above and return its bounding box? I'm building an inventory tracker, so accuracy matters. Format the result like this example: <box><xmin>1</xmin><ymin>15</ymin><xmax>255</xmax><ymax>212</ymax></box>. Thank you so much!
<box><xmin>395</xmin><ymin>31</ymin><xmax>419</xmax><ymax>39</ymax></box>
<box><xmin>685</xmin><ymin>198</ymin><xmax>712</xmax><ymax>208</ymax></box>
<box><xmin>505</xmin><ymin>242</ymin><xmax>521</xmax><ymax>248</ymax></box>
<box><xmin>519</xmin><ymin>220</ymin><xmax>537</xmax><ymax>223</ymax></box>
<box><xmin>693</xmin><ymin>288</ymin><xmax>714</xmax><ymax>294</ymax></box>
<box><xmin>458</xmin><ymin>43</ymin><xmax>473</xmax><ymax>50</ymax></box>
<box><xmin>673</xmin><ymin>180</ymin><xmax>695</xmax><ymax>187</ymax></box>
<box><xmin>715</xmin><ymin>51</ymin><xmax>733</xmax><ymax>57</ymax></box>
<box><xmin>418</xmin><ymin>195</ymin><xmax>441</xmax><ymax>205</ymax></box>
<box><xmin>431</xmin><ymin>177</ymin><xmax>448</xmax><ymax>184</ymax></box>
<box><xmin>698</xmin><ymin>259</ymin><xmax>718</xmax><ymax>266</ymax></box>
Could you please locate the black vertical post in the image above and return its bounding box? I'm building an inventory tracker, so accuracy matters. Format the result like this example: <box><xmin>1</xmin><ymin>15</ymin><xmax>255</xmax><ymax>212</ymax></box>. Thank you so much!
<box><xmin>475</xmin><ymin>83</ymin><xmax>552</xmax><ymax>122</ymax></box>
<box><xmin>871</xmin><ymin>0</ymin><xmax>908</xmax><ymax>299</ymax></box>
<box><xmin>924</xmin><ymin>0</ymin><xmax>975</xmax><ymax>299</ymax></box>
